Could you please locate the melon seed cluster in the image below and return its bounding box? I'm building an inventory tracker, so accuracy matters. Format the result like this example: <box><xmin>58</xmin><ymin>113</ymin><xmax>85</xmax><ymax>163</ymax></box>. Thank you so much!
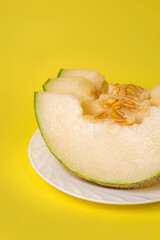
<box><xmin>94</xmin><ymin>83</ymin><xmax>151</xmax><ymax>126</ymax></box>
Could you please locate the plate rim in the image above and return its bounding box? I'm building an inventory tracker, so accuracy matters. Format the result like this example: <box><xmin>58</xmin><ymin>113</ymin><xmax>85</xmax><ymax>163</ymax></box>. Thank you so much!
<box><xmin>28</xmin><ymin>130</ymin><xmax>160</xmax><ymax>205</ymax></box>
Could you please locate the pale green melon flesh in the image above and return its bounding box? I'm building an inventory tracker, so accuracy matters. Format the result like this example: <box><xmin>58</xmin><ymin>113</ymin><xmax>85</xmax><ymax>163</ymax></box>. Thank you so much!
<box><xmin>34</xmin><ymin>92</ymin><xmax>160</xmax><ymax>188</ymax></box>
<box><xmin>58</xmin><ymin>69</ymin><xmax>105</xmax><ymax>91</ymax></box>
<box><xmin>43</xmin><ymin>77</ymin><xmax>95</xmax><ymax>101</ymax></box>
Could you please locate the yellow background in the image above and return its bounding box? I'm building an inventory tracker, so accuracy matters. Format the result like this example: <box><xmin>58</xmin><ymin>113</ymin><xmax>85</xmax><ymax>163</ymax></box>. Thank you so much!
<box><xmin>1</xmin><ymin>0</ymin><xmax>160</xmax><ymax>239</ymax></box>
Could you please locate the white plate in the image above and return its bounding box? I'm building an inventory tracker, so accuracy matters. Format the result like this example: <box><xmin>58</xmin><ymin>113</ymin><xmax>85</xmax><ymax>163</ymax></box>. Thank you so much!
<box><xmin>28</xmin><ymin>130</ymin><xmax>160</xmax><ymax>205</ymax></box>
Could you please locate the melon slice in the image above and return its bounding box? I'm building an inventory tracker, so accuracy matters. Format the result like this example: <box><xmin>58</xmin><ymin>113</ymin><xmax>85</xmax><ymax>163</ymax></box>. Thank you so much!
<box><xmin>58</xmin><ymin>69</ymin><xmax>105</xmax><ymax>91</ymax></box>
<box><xmin>34</xmin><ymin>91</ymin><xmax>160</xmax><ymax>189</ymax></box>
<box><xmin>43</xmin><ymin>76</ymin><xmax>105</xmax><ymax>116</ymax></box>
<box><xmin>43</xmin><ymin>77</ymin><xmax>95</xmax><ymax>101</ymax></box>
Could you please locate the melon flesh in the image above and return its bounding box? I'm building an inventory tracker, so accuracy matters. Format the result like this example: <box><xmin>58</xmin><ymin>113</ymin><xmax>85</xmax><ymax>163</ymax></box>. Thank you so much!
<box><xmin>58</xmin><ymin>69</ymin><xmax>105</xmax><ymax>91</ymax></box>
<box><xmin>34</xmin><ymin>92</ymin><xmax>160</xmax><ymax>188</ymax></box>
<box><xmin>43</xmin><ymin>77</ymin><xmax>95</xmax><ymax>101</ymax></box>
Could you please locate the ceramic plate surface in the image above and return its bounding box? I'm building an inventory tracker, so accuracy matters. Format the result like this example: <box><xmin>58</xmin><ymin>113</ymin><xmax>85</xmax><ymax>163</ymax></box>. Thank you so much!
<box><xmin>28</xmin><ymin>130</ymin><xmax>160</xmax><ymax>205</ymax></box>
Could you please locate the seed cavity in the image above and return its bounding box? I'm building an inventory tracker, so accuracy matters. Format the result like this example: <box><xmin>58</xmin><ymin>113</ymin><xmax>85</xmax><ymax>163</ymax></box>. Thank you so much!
<box><xmin>93</xmin><ymin>82</ymin><xmax>151</xmax><ymax>126</ymax></box>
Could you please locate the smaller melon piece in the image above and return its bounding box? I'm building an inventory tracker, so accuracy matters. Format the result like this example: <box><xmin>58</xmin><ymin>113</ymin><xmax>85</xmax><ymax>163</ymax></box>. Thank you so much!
<box><xmin>151</xmin><ymin>83</ymin><xmax>160</xmax><ymax>106</ymax></box>
<box><xmin>58</xmin><ymin>69</ymin><xmax>105</xmax><ymax>91</ymax></box>
<box><xmin>43</xmin><ymin>77</ymin><xmax>95</xmax><ymax>101</ymax></box>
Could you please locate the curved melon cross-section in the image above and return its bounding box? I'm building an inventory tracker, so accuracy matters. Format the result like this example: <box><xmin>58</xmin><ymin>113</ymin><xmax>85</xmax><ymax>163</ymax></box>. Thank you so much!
<box><xmin>43</xmin><ymin>77</ymin><xmax>95</xmax><ymax>101</ymax></box>
<box><xmin>34</xmin><ymin>92</ymin><xmax>160</xmax><ymax>189</ymax></box>
<box><xmin>58</xmin><ymin>69</ymin><xmax>105</xmax><ymax>91</ymax></box>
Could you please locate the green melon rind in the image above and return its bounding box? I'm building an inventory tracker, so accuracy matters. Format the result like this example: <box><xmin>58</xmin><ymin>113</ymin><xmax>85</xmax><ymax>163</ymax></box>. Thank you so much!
<box><xmin>34</xmin><ymin>92</ymin><xmax>160</xmax><ymax>189</ymax></box>
<box><xmin>42</xmin><ymin>68</ymin><xmax>64</xmax><ymax>90</ymax></box>
<box><xmin>57</xmin><ymin>69</ymin><xmax>63</xmax><ymax>77</ymax></box>
<box><xmin>42</xmin><ymin>78</ymin><xmax>52</xmax><ymax>91</ymax></box>
<box><xmin>42</xmin><ymin>68</ymin><xmax>63</xmax><ymax>90</ymax></box>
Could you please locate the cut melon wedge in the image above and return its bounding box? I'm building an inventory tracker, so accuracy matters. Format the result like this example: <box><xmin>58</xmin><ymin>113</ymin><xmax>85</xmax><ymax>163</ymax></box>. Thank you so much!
<box><xmin>43</xmin><ymin>77</ymin><xmax>95</xmax><ymax>101</ymax></box>
<box><xmin>58</xmin><ymin>69</ymin><xmax>105</xmax><ymax>91</ymax></box>
<box><xmin>34</xmin><ymin>92</ymin><xmax>160</xmax><ymax>189</ymax></box>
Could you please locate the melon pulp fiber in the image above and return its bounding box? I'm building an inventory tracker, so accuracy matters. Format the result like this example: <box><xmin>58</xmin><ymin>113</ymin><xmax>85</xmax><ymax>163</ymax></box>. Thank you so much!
<box><xmin>34</xmin><ymin>69</ymin><xmax>160</xmax><ymax>189</ymax></box>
